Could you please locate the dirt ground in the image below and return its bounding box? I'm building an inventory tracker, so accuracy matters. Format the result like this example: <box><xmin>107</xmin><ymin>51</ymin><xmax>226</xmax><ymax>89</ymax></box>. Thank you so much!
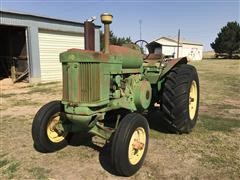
<box><xmin>0</xmin><ymin>60</ymin><xmax>240</xmax><ymax>179</ymax></box>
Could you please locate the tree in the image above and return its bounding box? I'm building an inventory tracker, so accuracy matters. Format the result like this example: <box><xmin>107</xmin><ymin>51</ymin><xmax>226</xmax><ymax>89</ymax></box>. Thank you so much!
<box><xmin>100</xmin><ymin>31</ymin><xmax>132</xmax><ymax>51</ymax></box>
<box><xmin>211</xmin><ymin>21</ymin><xmax>240</xmax><ymax>58</ymax></box>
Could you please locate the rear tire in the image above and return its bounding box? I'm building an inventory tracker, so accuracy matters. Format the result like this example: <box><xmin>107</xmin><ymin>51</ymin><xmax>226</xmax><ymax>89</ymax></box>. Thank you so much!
<box><xmin>160</xmin><ymin>64</ymin><xmax>199</xmax><ymax>133</ymax></box>
<box><xmin>111</xmin><ymin>113</ymin><xmax>149</xmax><ymax>176</ymax></box>
<box><xmin>32</xmin><ymin>101</ymin><xmax>69</xmax><ymax>153</ymax></box>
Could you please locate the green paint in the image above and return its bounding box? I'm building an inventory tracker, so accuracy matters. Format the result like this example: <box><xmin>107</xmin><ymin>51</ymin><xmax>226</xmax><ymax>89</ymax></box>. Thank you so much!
<box><xmin>89</xmin><ymin>122</ymin><xmax>113</xmax><ymax>140</ymax></box>
<box><xmin>59</xmin><ymin>47</ymin><xmax>187</xmax><ymax>140</ymax></box>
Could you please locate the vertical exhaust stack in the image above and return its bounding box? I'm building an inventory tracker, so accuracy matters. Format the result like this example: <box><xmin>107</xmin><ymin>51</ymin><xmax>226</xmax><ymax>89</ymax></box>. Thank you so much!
<box><xmin>101</xmin><ymin>13</ymin><xmax>113</xmax><ymax>53</ymax></box>
<box><xmin>84</xmin><ymin>18</ymin><xmax>96</xmax><ymax>51</ymax></box>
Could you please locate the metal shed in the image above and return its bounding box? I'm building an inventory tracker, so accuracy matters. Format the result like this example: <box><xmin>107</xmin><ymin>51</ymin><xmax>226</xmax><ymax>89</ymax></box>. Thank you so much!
<box><xmin>0</xmin><ymin>10</ymin><xmax>100</xmax><ymax>83</ymax></box>
<box><xmin>148</xmin><ymin>37</ymin><xmax>203</xmax><ymax>61</ymax></box>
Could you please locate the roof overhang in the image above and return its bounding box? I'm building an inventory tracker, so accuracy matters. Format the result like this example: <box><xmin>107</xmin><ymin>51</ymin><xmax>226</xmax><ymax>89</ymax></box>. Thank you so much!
<box><xmin>0</xmin><ymin>10</ymin><xmax>101</xmax><ymax>28</ymax></box>
<box><xmin>152</xmin><ymin>36</ymin><xmax>203</xmax><ymax>46</ymax></box>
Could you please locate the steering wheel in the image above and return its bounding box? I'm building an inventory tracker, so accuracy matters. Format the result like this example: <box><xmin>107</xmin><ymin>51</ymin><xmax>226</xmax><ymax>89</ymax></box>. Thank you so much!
<box><xmin>135</xmin><ymin>40</ymin><xmax>150</xmax><ymax>60</ymax></box>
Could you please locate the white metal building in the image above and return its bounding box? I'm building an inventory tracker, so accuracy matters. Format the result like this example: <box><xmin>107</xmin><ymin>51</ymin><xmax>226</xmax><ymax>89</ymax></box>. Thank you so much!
<box><xmin>148</xmin><ymin>37</ymin><xmax>203</xmax><ymax>60</ymax></box>
<box><xmin>0</xmin><ymin>10</ymin><xmax>100</xmax><ymax>83</ymax></box>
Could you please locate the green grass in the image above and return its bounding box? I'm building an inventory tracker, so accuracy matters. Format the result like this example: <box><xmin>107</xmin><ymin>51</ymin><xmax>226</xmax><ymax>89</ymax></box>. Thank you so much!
<box><xmin>0</xmin><ymin>115</ymin><xmax>29</xmax><ymax>123</ymax></box>
<box><xmin>25</xmin><ymin>81</ymin><xmax>60</xmax><ymax>89</ymax></box>
<box><xmin>27</xmin><ymin>81</ymin><xmax>60</xmax><ymax>87</ymax></box>
<box><xmin>149</xmin><ymin>129</ymin><xmax>165</xmax><ymax>139</ymax></box>
<box><xmin>56</xmin><ymin>147</ymin><xmax>96</xmax><ymax>160</ymax></box>
<box><xmin>197</xmin><ymin>133</ymin><xmax>240</xmax><ymax>175</ymax></box>
<box><xmin>148</xmin><ymin>60</ymin><xmax>240</xmax><ymax>176</ymax></box>
<box><xmin>28</xmin><ymin>167</ymin><xmax>51</xmax><ymax>180</ymax></box>
<box><xmin>0</xmin><ymin>159</ymin><xmax>10</xmax><ymax>168</ymax></box>
<box><xmin>27</xmin><ymin>87</ymin><xmax>58</xmax><ymax>94</ymax></box>
<box><xmin>0</xmin><ymin>93</ymin><xmax>17</xmax><ymax>98</ymax></box>
<box><xmin>3</xmin><ymin>161</ymin><xmax>20</xmax><ymax>179</ymax></box>
<box><xmin>0</xmin><ymin>59</ymin><xmax>239</xmax><ymax>179</ymax></box>
<box><xmin>26</xmin><ymin>82</ymin><xmax>61</xmax><ymax>94</ymax></box>
<box><xmin>200</xmin><ymin>115</ymin><xmax>240</xmax><ymax>132</ymax></box>
<box><xmin>11</xmin><ymin>99</ymin><xmax>43</xmax><ymax>107</ymax></box>
<box><xmin>212</xmin><ymin>103</ymin><xmax>239</xmax><ymax>110</ymax></box>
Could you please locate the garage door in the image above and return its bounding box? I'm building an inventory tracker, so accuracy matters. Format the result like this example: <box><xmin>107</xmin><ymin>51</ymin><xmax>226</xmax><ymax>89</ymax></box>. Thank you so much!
<box><xmin>38</xmin><ymin>29</ymin><xmax>84</xmax><ymax>81</ymax></box>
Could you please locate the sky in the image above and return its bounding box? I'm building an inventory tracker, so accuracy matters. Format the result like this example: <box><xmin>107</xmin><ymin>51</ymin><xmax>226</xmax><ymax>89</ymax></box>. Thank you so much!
<box><xmin>1</xmin><ymin>0</ymin><xmax>239</xmax><ymax>51</ymax></box>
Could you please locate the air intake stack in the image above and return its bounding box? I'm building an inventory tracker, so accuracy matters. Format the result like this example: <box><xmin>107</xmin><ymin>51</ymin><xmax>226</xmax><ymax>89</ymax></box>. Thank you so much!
<box><xmin>101</xmin><ymin>13</ymin><xmax>113</xmax><ymax>53</ymax></box>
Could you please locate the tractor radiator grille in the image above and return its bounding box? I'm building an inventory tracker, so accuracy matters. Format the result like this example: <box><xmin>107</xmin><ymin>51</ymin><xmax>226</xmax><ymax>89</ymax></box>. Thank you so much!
<box><xmin>63</xmin><ymin>62</ymin><xmax>101</xmax><ymax>103</ymax></box>
<box><xmin>79</xmin><ymin>63</ymin><xmax>100</xmax><ymax>102</ymax></box>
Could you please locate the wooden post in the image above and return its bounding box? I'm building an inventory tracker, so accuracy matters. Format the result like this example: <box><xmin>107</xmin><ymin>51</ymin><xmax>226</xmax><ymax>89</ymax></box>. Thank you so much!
<box><xmin>8</xmin><ymin>28</ymin><xmax>16</xmax><ymax>82</ymax></box>
<box><xmin>11</xmin><ymin>65</ymin><xmax>16</xmax><ymax>82</ymax></box>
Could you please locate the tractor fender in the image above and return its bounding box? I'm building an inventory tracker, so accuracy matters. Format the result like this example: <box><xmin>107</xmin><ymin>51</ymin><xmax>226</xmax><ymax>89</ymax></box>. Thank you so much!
<box><xmin>160</xmin><ymin>57</ymin><xmax>188</xmax><ymax>78</ymax></box>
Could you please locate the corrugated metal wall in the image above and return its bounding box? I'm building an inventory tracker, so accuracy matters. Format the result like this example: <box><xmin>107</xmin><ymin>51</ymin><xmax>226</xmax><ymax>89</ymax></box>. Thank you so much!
<box><xmin>38</xmin><ymin>29</ymin><xmax>84</xmax><ymax>81</ymax></box>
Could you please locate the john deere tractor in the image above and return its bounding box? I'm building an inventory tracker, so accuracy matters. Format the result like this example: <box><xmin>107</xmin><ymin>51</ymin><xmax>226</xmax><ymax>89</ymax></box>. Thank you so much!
<box><xmin>32</xmin><ymin>13</ymin><xmax>199</xmax><ymax>176</ymax></box>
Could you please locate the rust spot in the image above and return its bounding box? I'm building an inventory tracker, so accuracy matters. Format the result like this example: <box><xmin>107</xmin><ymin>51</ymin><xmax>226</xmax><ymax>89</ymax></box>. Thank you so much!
<box><xmin>144</xmin><ymin>59</ymin><xmax>160</xmax><ymax>65</ymax></box>
<box><xmin>167</xmin><ymin>57</ymin><xmax>188</xmax><ymax>65</ymax></box>
<box><xmin>146</xmin><ymin>53</ymin><xmax>164</xmax><ymax>60</ymax></box>
<box><xmin>132</xmin><ymin>139</ymin><xmax>144</xmax><ymax>150</ymax></box>
<box><xmin>92</xmin><ymin>52</ymin><xmax>109</xmax><ymax>61</ymax></box>
<box><xmin>68</xmin><ymin>45</ymin><xmax>143</xmax><ymax>62</ymax></box>
<box><xmin>68</xmin><ymin>48</ymin><xmax>109</xmax><ymax>61</ymax></box>
<box><xmin>68</xmin><ymin>48</ymin><xmax>95</xmax><ymax>53</ymax></box>
<box><xmin>143</xmin><ymin>53</ymin><xmax>164</xmax><ymax>65</ymax></box>
<box><xmin>109</xmin><ymin>45</ymin><xmax>142</xmax><ymax>57</ymax></box>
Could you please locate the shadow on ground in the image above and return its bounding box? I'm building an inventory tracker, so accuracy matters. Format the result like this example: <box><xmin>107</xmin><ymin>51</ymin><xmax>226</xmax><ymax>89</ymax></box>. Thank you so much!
<box><xmin>146</xmin><ymin>109</ymin><xmax>172</xmax><ymax>133</ymax></box>
<box><xmin>65</xmin><ymin>110</ymin><xmax>171</xmax><ymax>176</ymax></box>
<box><xmin>67</xmin><ymin>132</ymin><xmax>118</xmax><ymax>175</ymax></box>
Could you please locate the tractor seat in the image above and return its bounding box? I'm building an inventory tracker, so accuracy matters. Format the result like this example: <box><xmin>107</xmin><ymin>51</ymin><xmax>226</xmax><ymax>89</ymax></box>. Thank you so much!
<box><xmin>144</xmin><ymin>53</ymin><xmax>163</xmax><ymax>64</ymax></box>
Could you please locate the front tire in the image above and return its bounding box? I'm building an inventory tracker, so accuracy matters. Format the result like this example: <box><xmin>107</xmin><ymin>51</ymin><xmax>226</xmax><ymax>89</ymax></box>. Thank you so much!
<box><xmin>111</xmin><ymin>113</ymin><xmax>149</xmax><ymax>176</ymax></box>
<box><xmin>32</xmin><ymin>101</ymin><xmax>69</xmax><ymax>152</ymax></box>
<box><xmin>160</xmin><ymin>64</ymin><xmax>200</xmax><ymax>133</ymax></box>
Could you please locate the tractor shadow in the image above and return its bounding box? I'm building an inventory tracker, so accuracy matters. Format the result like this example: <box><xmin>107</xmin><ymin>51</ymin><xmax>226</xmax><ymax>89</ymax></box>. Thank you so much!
<box><xmin>98</xmin><ymin>142</ymin><xmax>117</xmax><ymax>175</ymax></box>
<box><xmin>67</xmin><ymin>110</ymin><xmax>172</xmax><ymax>176</ymax></box>
<box><xmin>146</xmin><ymin>109</ymin><xmax>173</xmax><ymax>133</ymax></box>
<box><xmin>68</xmin><ymin>133</ymin><xmax>117</xmax><ymax>175</ymax></box>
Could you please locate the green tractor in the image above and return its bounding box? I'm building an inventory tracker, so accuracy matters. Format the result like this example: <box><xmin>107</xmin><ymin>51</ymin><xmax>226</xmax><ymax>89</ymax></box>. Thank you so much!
<box><xmin>32</xmin><ymin>13</ymin><xmax>199</xmax><ymax>176</ymax></box>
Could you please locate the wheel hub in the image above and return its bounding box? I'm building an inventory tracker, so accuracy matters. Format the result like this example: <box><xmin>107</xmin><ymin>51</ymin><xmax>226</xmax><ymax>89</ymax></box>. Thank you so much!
<box><xmin>189</xmin><ymin>80</ymin><xmax>198</xmax><ymax>120</ymax></box>
<box><xmin>128</xmin><ymin>127</ymin><xmax>146</xmax><ymax>165</ymax></box>
<box><xmin>132</xmin><ymin>139</ymin><xmax>144</xmax><ymax>150</ymax></box>
<box><xmin>47</xmin><ymin>113</ymin><xmax>67</xmax><ymax>143</ymax></box>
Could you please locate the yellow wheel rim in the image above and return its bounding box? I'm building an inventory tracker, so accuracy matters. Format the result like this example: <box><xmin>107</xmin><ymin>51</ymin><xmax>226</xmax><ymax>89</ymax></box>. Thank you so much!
<box><xmin>47</xmin><ymin>113</ymin><xmax>67</xmax><ymax>143</ymax></box>
<box><xmin>128</xmin><ymin>127</ymin><xmax>146</xmax><ymax>165</ymax></box>
<box><xmin>189</xmin><ymin>80</ymin><xmax>198</xmax><ymax>120</ymax></box>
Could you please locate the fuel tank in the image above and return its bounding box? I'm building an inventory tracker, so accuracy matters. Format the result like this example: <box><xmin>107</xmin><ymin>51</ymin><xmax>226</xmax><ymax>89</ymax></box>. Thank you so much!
<box><xmin>109</xmin><ymin>45</ymin><xmax>143</xmax><ymax>69</ymax></box>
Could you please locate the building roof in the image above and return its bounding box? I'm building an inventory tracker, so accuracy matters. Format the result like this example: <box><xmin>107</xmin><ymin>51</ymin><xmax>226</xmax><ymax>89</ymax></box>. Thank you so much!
<box><xmin>0</xmin><ymin>10</ymin><xmax>101</xmax><ymax>28</ymax></box>
<box><xmin>154</xmin><ymin>36</ymin><xmax>203</xmax><ymax>46</ymax></box>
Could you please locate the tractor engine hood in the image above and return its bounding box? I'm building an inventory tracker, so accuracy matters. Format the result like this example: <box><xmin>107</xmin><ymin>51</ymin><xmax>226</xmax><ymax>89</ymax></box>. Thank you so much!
<box><xmin>60</xmin><ymin>45</ymin><xmax>143</xmax><ymax>69</ymax></box>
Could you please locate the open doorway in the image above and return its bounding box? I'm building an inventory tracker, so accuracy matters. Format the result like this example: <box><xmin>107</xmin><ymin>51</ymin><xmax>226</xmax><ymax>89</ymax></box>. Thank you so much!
<box><xmin>0</xmin><ymin>25</ymin><xmax>29</xmax><ymax>82</ymax></box>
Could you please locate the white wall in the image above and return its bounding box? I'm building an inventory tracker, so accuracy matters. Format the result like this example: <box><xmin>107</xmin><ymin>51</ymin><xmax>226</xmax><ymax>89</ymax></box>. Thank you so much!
<box><xmin>153</xmin><ymin>38</ymin><xmax>203</xmax><ymax>60</ymax></box>
<box><xmin>38</xmin><ymin>29</ymin><xmax>84</xmax><ymax>81</ymax></box>
<box><xmin>181</xmin><ymin>44</ymin><xmax>203</xmax><ymax>60</ymax></box>
<box><xmin>160</xmin><ymin>44</ymin><xmax>203</xmax><ymax>60</ymax></box>
<box><xmin>162</xmin><ymin>46</ymin><xmax>178</xmax><ymax>57</ymax></box>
